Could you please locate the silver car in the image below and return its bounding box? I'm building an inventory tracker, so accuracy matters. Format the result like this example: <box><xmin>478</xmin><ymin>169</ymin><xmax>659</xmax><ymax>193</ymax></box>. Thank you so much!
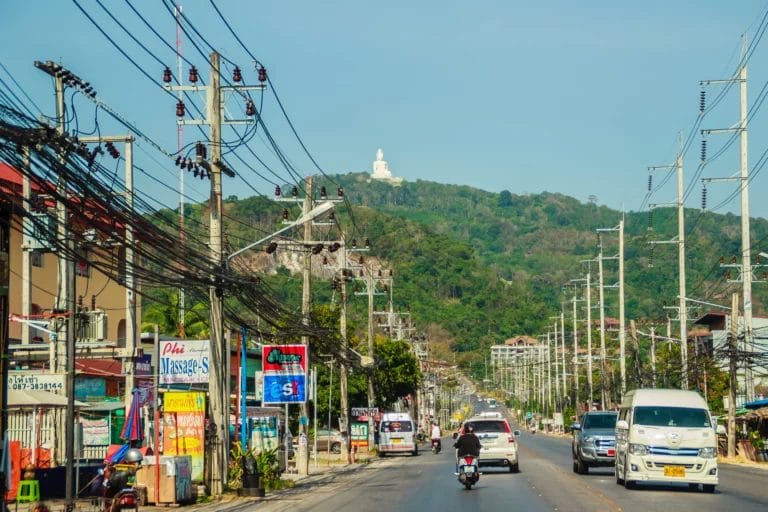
<box><xmin>572</xmin><ymin>411</ymin><xmax>618</xmax><ymax>474</ymax></box>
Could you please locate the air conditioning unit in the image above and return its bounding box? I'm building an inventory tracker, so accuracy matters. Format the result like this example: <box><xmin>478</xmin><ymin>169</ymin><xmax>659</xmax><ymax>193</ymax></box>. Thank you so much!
<box><xmin>23</xmin><ymin>212</ymin><xmax>57</xmax><ymax>252</ymax></box>
<box><xmin>79</xmin><ymin>310</ymin><xmax>108</xmax><ymax>341</ymax></box>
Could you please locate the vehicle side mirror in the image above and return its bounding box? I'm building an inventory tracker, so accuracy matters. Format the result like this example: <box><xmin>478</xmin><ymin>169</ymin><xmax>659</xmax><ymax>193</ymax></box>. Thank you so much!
<box><xmin>452</xmin><ymin>432</ymin><xmax>458</xmax><ymax>440</ymax></box>
<box><xmin>513</xmin><ymin>430</ymin><xmax>521</xmax><ymax>437</ymax></box>
<box><xmin>716</xmin><ymin>424</ymin><xmax>726</xmax><ymax>435</ymax></box>
<box><xmin>571</xmin><ymin>423</ymin><xmax>581</xmax><ymax>431</ymax></box>
<box><xmin>615</xmin><ymin>420</ymin><xmax>629</xmax><ymax>430</ymax></box>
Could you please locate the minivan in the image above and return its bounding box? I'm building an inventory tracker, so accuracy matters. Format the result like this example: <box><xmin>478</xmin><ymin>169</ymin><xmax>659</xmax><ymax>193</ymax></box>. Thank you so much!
<box><xmin>378</xmin><ymin>412</ymin><xmax>418</xmax><ymax>456</ymax></box>
<box><xmin>615</xmin><ymin>389</ymin><xmax>723</xmax><ymax>492</ymax></box>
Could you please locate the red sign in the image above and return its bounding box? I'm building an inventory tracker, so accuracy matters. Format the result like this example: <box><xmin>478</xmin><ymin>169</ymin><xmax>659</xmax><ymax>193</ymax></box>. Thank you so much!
<box><xmin>262</xmin><ymin>344</ymin><xmax>308</xmax><ymax>373</ymax></box>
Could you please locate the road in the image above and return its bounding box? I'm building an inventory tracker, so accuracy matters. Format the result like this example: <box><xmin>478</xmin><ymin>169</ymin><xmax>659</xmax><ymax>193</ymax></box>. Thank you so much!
<box><xmin>247</xmin><ymin>429</ymin><xmax>767</xmax><ymax>511</ymax></box>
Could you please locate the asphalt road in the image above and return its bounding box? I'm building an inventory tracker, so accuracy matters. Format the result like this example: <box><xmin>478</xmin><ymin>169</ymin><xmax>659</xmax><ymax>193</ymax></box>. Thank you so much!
<box><xmin>248</xmin><ymin>430</ymin><xmax>767</xmax><ymax>512</ymax></box>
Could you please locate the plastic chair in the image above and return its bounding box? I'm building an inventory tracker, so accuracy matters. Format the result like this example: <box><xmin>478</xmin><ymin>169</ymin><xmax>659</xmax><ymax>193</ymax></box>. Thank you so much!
<box><xmin>16</xmin><ymin>479</ymin><xmax>40</xmax><ymax>503</ymax></box>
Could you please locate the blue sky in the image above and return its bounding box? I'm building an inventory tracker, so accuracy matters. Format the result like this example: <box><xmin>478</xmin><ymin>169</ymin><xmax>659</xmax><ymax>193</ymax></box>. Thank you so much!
<box><xmin>3</xmin><ymin>1</ymin><xmax>768</xmax><ymax>220</ymax></box>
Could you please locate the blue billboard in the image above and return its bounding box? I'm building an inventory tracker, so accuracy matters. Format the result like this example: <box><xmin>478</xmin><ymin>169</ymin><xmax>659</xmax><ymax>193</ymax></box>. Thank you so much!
<box><xmin>262</xmin><ymin>373</ymin><xmax>306</xmax><ymax>403</ymax></box>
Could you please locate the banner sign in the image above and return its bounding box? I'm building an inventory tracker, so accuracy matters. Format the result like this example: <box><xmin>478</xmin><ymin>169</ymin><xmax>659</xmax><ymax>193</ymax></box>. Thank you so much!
<box><xmin>351</xmin><ymin>407</ymin><xmax>379</xmax><ymax>418</ymax></box>
<box><xmin>262</xmin><ymin>344</ymin><xmax>307</xmax><ymax>373</ymax></box>
<box><xmin>7</xmin><ymin>372</ymin><xmax>65</xmax><ymax>394</ymax></box>
<box><xmin>81</xmin><ymin>418</ymin><xmax>110</xmax><ymax>446</ymax></box>
<box><xmin>160</xmin><ymin>340</ymin><xmax>210</xmax><ymax>384</ymax></box>
<box><xmin>163</xmin><ymin>392</ymin><xmax>206</xmax><ymax>481</ymax></box>
<box><xmin>262</xmin><ymin>374</ymin><xmax>306</xmax><ymax>403</ymax></box>
<box><xmin>351</xmin><ymin>422</ymin><xmax>369</xmax><ymax>448</ymax></box>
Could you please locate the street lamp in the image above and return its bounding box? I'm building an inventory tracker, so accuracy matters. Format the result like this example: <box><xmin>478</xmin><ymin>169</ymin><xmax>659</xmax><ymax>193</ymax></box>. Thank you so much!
<box><xmin>225</xmin><ymin>201</ymin><xmax>335</xmax><ymax>450</ymax></box>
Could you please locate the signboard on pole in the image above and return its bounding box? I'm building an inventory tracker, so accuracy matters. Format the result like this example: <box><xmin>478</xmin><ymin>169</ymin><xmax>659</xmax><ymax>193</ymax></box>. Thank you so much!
<box><xmin>159</xmin><ymin>340</ymin><xmax>210</xmax><ymax>385</ymax></box>
<box><xmin>163</xmin><ymin>391</ymin><xmax>206</xmax><ymax>482</ymax></box>
<box><xmin>262</xmin><ymin>344</ymin><xmax>308</xmax><ymax>373</ymax></box>
<box><xmin>7</xmin><ymin>372</ymin><xmax>65</xmax><ymax>394</ymax></box>
<box><xmin>351</xmin><ymin>422</ymin><xmax>369</xmax><ymax>448</ymax></box>
<box><xmin>262</xmin><ymin>374</ymin><xmax>307</xmax><ymax>403</ymax></box>
<box><xmin>261</xmin><ymin>344</ymin><xmax>308</xmax><ymax>404</ymax></box>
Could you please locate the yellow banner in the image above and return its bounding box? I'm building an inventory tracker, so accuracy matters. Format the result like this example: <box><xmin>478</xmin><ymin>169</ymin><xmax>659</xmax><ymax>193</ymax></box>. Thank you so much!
<box><xmin>163</xmin><ymin>392</ymin><xmax>205</xmax><ymax>413</ymax></box>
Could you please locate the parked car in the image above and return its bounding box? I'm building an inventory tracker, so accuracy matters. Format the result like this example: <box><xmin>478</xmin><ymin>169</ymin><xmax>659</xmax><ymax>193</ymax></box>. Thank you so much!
<box><xmin>316</xmin><ymin>429</ymin><xmax>343</xmax><ymax>453</ymax></box>
<box><xmin>571</xmin><ymin>411</ymin><xmax>618</xmax><ymax>474</ymax></box>
<box><xmin>462</xmin><ymin>416</ymin><xmax>521</xmax><ymax>472</ymax></box>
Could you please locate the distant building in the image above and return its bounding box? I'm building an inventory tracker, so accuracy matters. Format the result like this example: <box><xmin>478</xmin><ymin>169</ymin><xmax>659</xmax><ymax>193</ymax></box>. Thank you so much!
<box><xmin>370</xmin><ymin>149</ymin><xmax>403</xmax><ymax>185</ymax></box>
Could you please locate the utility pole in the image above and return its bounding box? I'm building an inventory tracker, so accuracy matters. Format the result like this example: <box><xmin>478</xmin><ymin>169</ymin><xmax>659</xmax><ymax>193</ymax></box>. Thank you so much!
<box><xmin>728</xmin><ymin>292</ymin><xmax>738</xmax><ymax>458</ymax></box>
<box><xmin>298</xmin><ymin>175</ymin><xmax>313</xmax><ymax>476</ymax></box>
<box><xmin>702</xmin><ymin>40</ymin><xmax>752</xmax><ymax>401</ymax></box>
<box><xmin>553</xmin><ymin>322</ymin><xmax>560</xmax><ymax>411</ymax></box>
<box><xmin>561</xmin><ymin>310</ymin><xmax>567</xmax><ymax>406</ymax></box>
<box><xmin>166</xmin><ymin>51</ymin><xmax>264</xmax><ymax>495</ymax></box>
<box><xmin>618</xmin><ymin>218</ymin><xmax>626</xmax><ymax>397</ymax></box>
<box><xmin>572</xmin><ymin>293</ymin><xmax>579</xmax><ymax>417</ymax></box>
<box><xmin>338</xmin><ymin>243</ymin><xmax>351</xmax><ymax>462</ymax></box>
<box><xmin>585</xmin><ymin>271</ymin><xmax>593</xmax><ymax>409</ymax></box>
<box><xmin>367</xmin><ymin>268</ymin><xmax>376</xmax><ymax>450</ymax></box>
<box><xmin>650</xmin><ymin>327</ymin><xmax>657</xmax><ymax>388</ymax></box>
<box><xmin>597</xmin><ymin>245</ymin><xmax>607</xmax><ymax>409</ymax></box>
<box><xmin>546</xmin><ymin>332</ymin><xmax>552</xmax><ymax>412</ymax></box>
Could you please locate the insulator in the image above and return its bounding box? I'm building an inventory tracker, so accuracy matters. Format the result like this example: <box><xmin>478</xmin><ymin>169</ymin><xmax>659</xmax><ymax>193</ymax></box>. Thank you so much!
<box><xmin>701</xmin><ymin>186</ymin><xmax>707</xmax><ymax>210</ymax></box>
<box><xmin>351</xmin><ymin>238</ymin><xmax>357</xmax><ymax>248</ymax></box>
<box><xmin>176</xmin><ymin>100</ymin><xmax>185</xmax><ymax>117</ymax></box>
<box><xmin>265</xmin><ymin>242</ymin><xmax>278</xmax><ymax>254</ymax></box>
<box><xmin>358</xmin><ymin>255</ymin><xmax>364</xmax><ymax>264</ymax></box>
<box><xmin>647</xmin><ymin>210</ymin><xmax>653</xmax><ymax>231</ymax></box>
<box><xmin>311</xmin><ymin>243</ymin><xmax>324</xmax><ymax>255</ymax></box>
<box><xmin>762</xmin><ymin>272</ymin><xmax>768</xmax><ymax>280</ymax></box>
<box><xmin>647</xmin><ymin>174</ymin><xmax>652</xmax><ymax>191</ymax></box>
<box><xmin>291</xmin><ymin>186</ymin><xmax>299</xmax><ymax>197</ymax></box>
<box><xmin>700</xmin><ymin>140</ymin><xmax>707</xmax><ymax>162</ymax></box>
<box><xmin>378</xmin><ymin>269</ymin><xmax>382</xmax><ymax>277</ymax></box>
<box><xmin>329</xmin><ymin>211</ymin><xmax>335</xmax><ymax>221</ymax></box>
<box><xmin>192</xmin><ymin>167</ymin><xmax>199</xmax><ymax>178</ymax></box>
<box><xmin>274</xmin><ymin>185</ymin><xmax>281</xmax><ymax>197</ymax></box>
<box><xmin>258</xmin><ymin>66</ymin><xmax>267</xmax><ymax>82</ymax></box>
<box><xmin>200</xmin><ymin>170</ymin><xmax>206</xmax><ymax>180</ymax></box>
<box><xmin>699</xmin><ymin>90</ymin><xmax>706</xmax><ymax>112</ymax></box>
<box><xmin>757</xmin><ymin>254</ymin><xmax>762</xmax><ymax>264</ymax></box>
<box><xmin>246</xmin><ymin>100</ymin><xmax>255</xmax><ymax>116</ymax></box>
<box><xmin>719</xmin><ymin>256</ymin><xmax>725</xmax><ymax>264</ymax></box>
<box><xmin>648</xmin><ymin>245</ymin><xmax>654</xmax><ymax>268</ymax></box>
<box><xmin>389</xmin><ymin>269</ymin><xmax>393</xmax><ymax>277</ymax></box>
<box><xmin>233</xmin><ymin>66</ymin><xmax>242</xmax><ymax>83</ymax></box>
<box><xmin>726</xmin><ymin>271</ymin><xmax>732</xmax><ymax>280</ymax></box>
<box><xmin>328</xmin><ymin>242</ymin><xmax>340</xmax><ymax>253</ymax></box>
<box><xmin>337</xmin><ymin>186</ymin><xmax>344</xmax><ymax>198</ymax></box>
<box><xmin>383</xmin><ymin>284</ymin><xmax>389</xmax><ymax>292</ymax></box>
<box><xmin>91</xmin><ymin>295</ymin><xmax>96</xmax><ymax>310</ymax></box>
<box><xmin>364</xmin><ymin>237</ymin><xmax>370</xmax><ymax>248</ymax></box>
<box><xmin>359</xmin><ymin>269</ymin><xmax>364</xmax><ymax>277</ymax></box>
<box><xmin>186</xmin><ymin>158</ymin><xmax>193</xmax><ymax>169</ymax></box>
<box><xmin>322</xmin><ymin>256</ymin><xmax>328</xmax><ymax>265</ymax></box>
<box><xmin>188</xmin><ymin>65</ymin><xmax>199</xmax><ymax>83</ymax></box>
<box><xmin>282</xmin><ymin>208</ymin><xmax>289</xmax><ymax>220</ymax></box>
<box><xmin>196</xmin><ymin>141</ymin><xmax>204</xmax><ymax>157</ymax></box>
<box><xmin>175</xmin><ymin>155</ymin><xmax>182</xmax><ymax>166</ymax></box>
<box><xmin>179</xmin><ymin>158</ymin><xmax>187</xmax><ymax>170</ymax></box>
<box><xmin>731</xmin><ymin>255</ymin><xmax>737</xmax><ymax>264</ymax></box>
<box><xmin>163</xmin><ymin>66</ymin><xmax>172</xmax><ymax>83</ymax></box>
<box><xmin>320</xmin><ymin>186</ymin><xmax>327</xmax><ymax>199</ymax></box>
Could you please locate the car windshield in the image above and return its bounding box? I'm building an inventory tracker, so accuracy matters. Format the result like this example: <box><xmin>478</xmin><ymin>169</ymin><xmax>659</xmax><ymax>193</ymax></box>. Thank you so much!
<box><xmin>381</xmin><ymin>421</ymin><xmax>413</xmax><ymax>432</ymax></box>
<box><xmin>466</xmin><ymin>420</ymin><xmax>508</xmax><ymax>433</ymax></box>
<box><xmin>582</xmin><ymin>414</ymin><xmax>617</xmax><ymax>429</ymax></box>
<box><xmin>633</xmin><ymin>406</ymin><xmax>710</xmax><ymax>428</ymax></box>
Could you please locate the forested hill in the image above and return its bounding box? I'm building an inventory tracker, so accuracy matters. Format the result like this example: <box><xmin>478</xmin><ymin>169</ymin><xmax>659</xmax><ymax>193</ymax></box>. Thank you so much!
<box><xmin>315</xmin><ymin>173</ymin><xmax>768</xmax><ymax>332</ymax></box>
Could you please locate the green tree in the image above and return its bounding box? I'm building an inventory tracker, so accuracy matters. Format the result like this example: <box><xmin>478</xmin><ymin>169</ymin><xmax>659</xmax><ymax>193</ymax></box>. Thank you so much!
<box><xmin>373</xmin><ymin>338</ymin><xmax>421</xmax><ymax>407</ymax></box>
<box><xmin>498</xmin><ymin>189</ymin><xmax>513</xmax><ymax>207</ymax></box>
<box><xmin>141</xmin><ymin>288</ymin><xmax>209</xmax><ymax>337</ymax></box>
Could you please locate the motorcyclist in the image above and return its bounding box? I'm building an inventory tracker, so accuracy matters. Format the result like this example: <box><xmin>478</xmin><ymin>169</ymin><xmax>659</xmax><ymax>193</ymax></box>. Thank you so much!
<box><xmin>430</xmin><ymin>422</ymin><xmax>442</xmax><ymax>451</ymax></box>
<box><xmin>453</xmin><ymin>423</ymin><xmax>482</xmax><ymax>472</ymax></box>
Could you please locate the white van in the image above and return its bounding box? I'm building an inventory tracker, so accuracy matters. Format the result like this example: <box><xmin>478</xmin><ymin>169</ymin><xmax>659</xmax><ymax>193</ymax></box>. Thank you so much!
<box><xmin>378</xmin><ymin>412</ymin><xmax>418</xmax><ymax>456</ymax></box>
<box><xmin>615</xmin><ymin>389</ymin><xmax>721</xmax><ymax>492</ymax></box>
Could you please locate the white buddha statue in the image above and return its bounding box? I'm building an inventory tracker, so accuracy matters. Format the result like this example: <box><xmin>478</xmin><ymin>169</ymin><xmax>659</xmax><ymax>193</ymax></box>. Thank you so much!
<box><xmin>372</xmin><ymin>148</ymin><xmax>392</xmax><ymax>179</ymax></box>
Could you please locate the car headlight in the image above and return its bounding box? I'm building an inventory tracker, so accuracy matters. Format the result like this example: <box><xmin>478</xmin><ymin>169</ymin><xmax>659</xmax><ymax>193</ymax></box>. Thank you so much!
<box><xmin>582</xmin><ymin>436</ymin><xmax>595</xmax><ymax>444</ymax></box>
<box><xmin>698</xmin><ymin>447</ymin><xmax>716</xmax><ymax>458</ymax></box>
<box><xmin>629</xmin><ymin>443</ymin><xmax>647</xmax><ymax>456</ymax></box>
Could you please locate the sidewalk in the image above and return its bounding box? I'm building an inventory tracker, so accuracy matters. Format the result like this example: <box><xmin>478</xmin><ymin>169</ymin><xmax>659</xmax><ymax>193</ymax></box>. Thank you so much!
<box><xmin>10</xmin><ymin>457</ymin><xmax>379</xmax><ymax>512</ymax></box>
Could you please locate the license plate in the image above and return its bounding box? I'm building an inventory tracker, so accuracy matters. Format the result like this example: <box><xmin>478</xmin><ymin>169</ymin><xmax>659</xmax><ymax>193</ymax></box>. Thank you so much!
<box><xmin>392</xmin><ymin>438</ymin><xmax>402</xmax><ymax>444</ymax></box>
<box><xmin>664</xmin><ymin>465</ymin><xmax>685</xmax><ymax>477</ymax></box>
<box><xmin>607</xmin><ymin>449</ymin><xmax>615</xmax><ymax>457</ymax></box>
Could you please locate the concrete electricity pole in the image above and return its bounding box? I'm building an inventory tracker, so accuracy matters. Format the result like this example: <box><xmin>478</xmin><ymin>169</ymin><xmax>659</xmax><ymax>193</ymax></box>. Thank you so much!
<box><xmin>597</xmin><ymin>244</ymin><xmax>607</xmax><ymax>409</ymax></box>
<box><xmin>298</xmin><ymin>175</ymin><xmax>314</xmax><ymax>476</ymax></box>
<box><xmin>585</xmin><ymin>271</ymin><xmax>593</xmax><ymax>408</ymax></box>
<box><xmin>618</xmin><ymin>219</ymin><xmax>625</xmax><ymax>397</ymax></box>
<box><xmin>728</xmin><ymin>293</ymin><xmax>739</xmax><ymax>458</ymax></box>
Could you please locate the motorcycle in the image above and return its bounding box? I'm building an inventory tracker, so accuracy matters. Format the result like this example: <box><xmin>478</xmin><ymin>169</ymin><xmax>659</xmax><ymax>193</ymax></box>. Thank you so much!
<box><xmin>431</xmin><ymin>439</ymin><xmax>441</xmax><ymax>454</ymax></box>
<box><xmin>456</xmin><ymin>455</ymin><xmax>480</xmax><ymax>490</ymax></box>
<box><xmin>93</xmin><ymin>448</ymin><xmax>143</xmax><ymax>512</ymax></box>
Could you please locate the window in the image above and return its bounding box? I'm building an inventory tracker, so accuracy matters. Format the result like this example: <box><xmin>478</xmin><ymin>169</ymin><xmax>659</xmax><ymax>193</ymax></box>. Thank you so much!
<box><xmin>582</xmin><ymin>413</ymin><xmax>618</xmax><ymax>429</ymax></box>
<box><xmin>633</xmin><ymin>407</ymin><xmax>710</xmax><ymax>428</ymax></box>
<box><xmin>381</xmin><ymin>421</ymin><xmax>413</xmax><ymax>433</ymax></box>
<box><xmin>30</xmin><ymin>252</ymin><xmax>43</xmax><ymax>268</ymax></box>
<box><xmin>465</xmin><ymin>420</ymin><xmax>509</xmax><ymax>433</ymax></box>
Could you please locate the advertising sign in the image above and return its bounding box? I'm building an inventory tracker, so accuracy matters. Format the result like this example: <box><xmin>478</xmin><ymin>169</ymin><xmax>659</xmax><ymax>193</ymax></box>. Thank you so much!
<box><xmin>81</xmin><ymin>418</ymin><xmax>110</xmax><ymax>446</ymax></box>
<box><xmin>162</xmin><ymin>392</ymin><xmax>206</xmax><ymax>481</ymax></box>
<box><xmin>351</xmin><ymin>422</ymin><xmax>369</xmax><ymax>448</ymax></box>
<box><xmin>7</xmin><ymin>372</ymin><xmax>65</xmax><ymax>394</ymax></box>
<box><xmin>262</xmin><ymin>344</ymin><xmax>307</xmax><ymax>373</ymax></box>
<box><xmin>262</xmin><ymin>374</ymin><xmax>306</xmax><ymax>403</ymax></box>
<box><xmin>159</xmin><ymin>340</ymin><xmax>210</xmax><ymax>385</ymax></box>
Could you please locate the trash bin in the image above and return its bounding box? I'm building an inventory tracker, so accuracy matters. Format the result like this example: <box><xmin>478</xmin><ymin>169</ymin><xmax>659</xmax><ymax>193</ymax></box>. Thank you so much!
<box><xmin>239</xmin><ymin>455</ymin><xmax>263</xmax><ymax>497</ymax></box>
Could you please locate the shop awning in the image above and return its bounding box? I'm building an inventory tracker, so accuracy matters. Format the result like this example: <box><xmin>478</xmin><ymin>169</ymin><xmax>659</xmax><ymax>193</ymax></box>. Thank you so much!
<box><xmin>8</xmin><ymin>389</ymin><xmax>88</xmax><ymax>408</ymax></box>
<box><xmin>744</xmin><ymin>398</ymin><xmax>768</xmax><ymax>410</ymax></box>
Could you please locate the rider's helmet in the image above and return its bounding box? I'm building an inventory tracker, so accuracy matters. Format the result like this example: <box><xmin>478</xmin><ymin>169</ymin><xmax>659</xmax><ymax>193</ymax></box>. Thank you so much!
<box><xmin>124</xmin><ymin>448</ymin><xmax>143</xmax><ymax>464</ymax></box>
<box><xmin>464</xmin><ymin>423</ymin><xmax>474</xmax><ymax>433</ymax></box>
